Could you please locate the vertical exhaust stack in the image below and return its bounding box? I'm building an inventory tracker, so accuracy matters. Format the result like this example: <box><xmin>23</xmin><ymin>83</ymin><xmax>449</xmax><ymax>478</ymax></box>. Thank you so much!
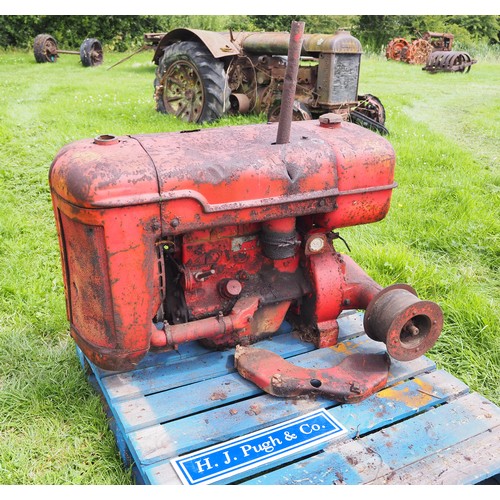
<box><xmin>275</xmin><ymin>21</ymin><xmax>305</xmax><ymax>145</ymax></box>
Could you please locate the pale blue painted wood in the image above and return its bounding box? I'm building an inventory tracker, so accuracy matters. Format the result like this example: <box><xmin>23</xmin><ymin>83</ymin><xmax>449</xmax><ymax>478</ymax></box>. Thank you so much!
<box><xmin>116</xmin><ymin>372</ymin><xmax>260</xmax><ymax>433</ymax></box>
<box><xmin>81</xmin><ymin>327</ymin><xmax>330</xmax><ymax>482</ymax></box>
<box><xmin>143</xmin><ymin>369</ymin><xmax>466</xmax><ymax>484</ymax></box>
<box><xmin>78</xmin><ymin>310</ymin><xmax>500</xmax><ymax>486</ymax></box>
<box><xmin>99</xmin><ymin>332</ymin><xmax>318</xmax><ymax>403</ymax></box>
<box><xmin>113</xmin><ymin>333</ymin><xmax>434</xmax><ymax>434</ymax></box>
<box><xmin>243</xmin><ymin>392</ymin><xmax>499</xmax><ymax>485</ymax></box>
<box><xmin>130</xmin><ymin>352</ymin><xmax>436</xmax><ymax>468</ymax></box>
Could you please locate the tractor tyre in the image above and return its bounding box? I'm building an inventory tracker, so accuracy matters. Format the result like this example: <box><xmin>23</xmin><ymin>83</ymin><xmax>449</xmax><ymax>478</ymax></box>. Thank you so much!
<box><xmin>34</xmin><ymin>34</ymin><xmax>58</xmax><ymax>63</ymax></box>
<box><xmin>80</xmin><ymin>38</ymin><xmax>103</xmax><ymax>67</ymax></box>
<box><xmin>154</xmin><ymin>41</ymin><xmax>230</xmax><ymax>123</ymax></box>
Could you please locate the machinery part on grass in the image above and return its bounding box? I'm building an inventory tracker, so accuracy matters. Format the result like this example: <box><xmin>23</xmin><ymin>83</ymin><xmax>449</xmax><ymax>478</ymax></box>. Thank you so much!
<box><xmin>350</xmin><ymin>94</ymin><xmax>388</xmax><ymax>135</ymax></box>
<box><xmin>385</xmin><ymin>31</ymin><xmax>476</xmax><ymax>72</ymax></box>
<box><xmin>150</xmin><ymin>28</ymin><xmax>388</xmax><ymax>133</ymax></box>
<box><xmin>153</xmin><ymin>40</ymin><xmax>230</xmax><ymax>123</ymax></box>
<box><xmin>355</xmin><ymin>94</ymin><xmax>386</xmax><ymax>125</ymax></box>
<box><xmin>235</xmin><ymin>346</ymin><xmax>391</xmax><ymax>403</ymax></box>
<box><xmin>34</xmin><ymin>34</ymin><xmax>58</xmax><ymax>63</ymax></box>
<box><xmin>33</xmin><ymin>33</ymin><xmax>103</xmax><ymax>66</ymax></box>
<box><xmin>80</xmin><ymin>38</ymin><xmax>104</xmax><ymax>67</ymax></box>
<box><xmin>423</xmin><ymin>50</ymin><xmax>477</xmax><ymax>73</ymax></box>
<box><xmin>406</xmin><ymin>39</ymin><xmax>433</xmax><ymax>65</ymax></box>
<box><xmin>107</xmin><ymin>45</ymin><xmax>150</xmax><ymax>70</ymax></box>
<box><xmin>349</xmin><ymin>110</ymin><xmax>389</xmax><ymax>136</ymax></box>
<box><xmin>267</xmin><ymin>100</ymin><xmax>313</xmax><ymax>123</ymax></box>
<box><xmin>385</xmin><ymin>37</ymin><xmax>411</xmax><ymax>61</ymax></box>
<box><xmin>230</xmin><ymin>93</ymin><xmax>251</xmax><ymax>114</ymax></box>
<box><xmin>421</xmin><ymin>31</ymin><xmax>454</xmax><ymax>51</ymax></box>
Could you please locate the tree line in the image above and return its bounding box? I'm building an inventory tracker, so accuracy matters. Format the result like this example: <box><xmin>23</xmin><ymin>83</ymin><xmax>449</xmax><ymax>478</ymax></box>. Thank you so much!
<box><xmin>0</xmin><ymin>15</ymin><xmax>498</xmax><ymax>53</ymax></box>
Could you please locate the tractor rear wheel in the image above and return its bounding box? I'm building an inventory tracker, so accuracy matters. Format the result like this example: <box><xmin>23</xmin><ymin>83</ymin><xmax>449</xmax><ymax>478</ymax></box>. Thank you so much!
<box><xmin>34</xmin><ymin>34</ymin><xmax>58</xmax><ymax>63</ymax></box>
<box><xmin>154</xmin><ymin>41</ymin><xmax>229</xmax><ymax>123</ymax></box>
<box><xmin>80</xmin><ymin>38</ymin><xmax>103</xmax><ymax>67</ymax></box>
<box><xmin>385</xmin><ymin>38</ymin><xmax>410</xmax><ymax>61</ymax></box>
<box><xmin>407</xmin><ymin>39</ymin><xmax>433</xmax><ymax>65</ymax></box>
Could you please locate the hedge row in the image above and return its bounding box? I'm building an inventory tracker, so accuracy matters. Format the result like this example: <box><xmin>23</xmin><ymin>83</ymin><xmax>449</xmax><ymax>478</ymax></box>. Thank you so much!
<box><xmin>1</xmin><ymin>15</ymin><xmax>498</xmax><ymax>53</ymax></box>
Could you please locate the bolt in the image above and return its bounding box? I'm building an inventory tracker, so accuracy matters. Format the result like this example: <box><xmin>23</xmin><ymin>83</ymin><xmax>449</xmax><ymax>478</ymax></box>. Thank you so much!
<box><xmin>409</xmin><ymin>325</ymin><xmax>420</xmax><ymax>336</ymax></box>
<box><xmin>237</xmin><ymin>270</ymin><xmax>249</xmax><ymax>281</ymax></box>
<box><xmin>350</xmin><ymin>382</ymin><xmax>361</xmax><ymax>394</ymax></box>
<box><xmin>224</xmin><ymin>279</ymin><xmax>242</xmax><ymax>298</ymax></box>
<box><xmin>403</xmin><ymin>320</ymin><xmax>420</xmax><ymax>337</ymax></box>
<box><xmin>308</xmin><ymin>236</ymin><xmax>325</xmax><ymax>253</ymax></box>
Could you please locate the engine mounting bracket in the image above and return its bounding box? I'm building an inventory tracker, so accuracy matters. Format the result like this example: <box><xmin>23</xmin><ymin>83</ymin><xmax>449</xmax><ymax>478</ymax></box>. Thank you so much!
<box><xmin>234</xmin><ymin>345</ymin><xmax>390</xmax><ymax>403</ymax></box>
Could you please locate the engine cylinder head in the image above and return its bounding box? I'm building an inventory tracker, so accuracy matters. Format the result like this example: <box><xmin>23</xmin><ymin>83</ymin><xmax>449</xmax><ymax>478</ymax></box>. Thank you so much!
<box><xmin>363</xmin><ymin>284</ymin><xmax>443</xmax><ymax>361</ymax></box>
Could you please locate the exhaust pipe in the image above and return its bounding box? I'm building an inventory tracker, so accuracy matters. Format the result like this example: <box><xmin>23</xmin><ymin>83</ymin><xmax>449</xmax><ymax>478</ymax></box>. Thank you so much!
<box><xmin>275</xmin><ymin>20</ymin><xmax>305</xmax><ymax>145</ymax></box>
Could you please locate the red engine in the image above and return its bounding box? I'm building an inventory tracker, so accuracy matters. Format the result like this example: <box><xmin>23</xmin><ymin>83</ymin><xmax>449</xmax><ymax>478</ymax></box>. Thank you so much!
<box><xmin>49</xmin><ymin>116</ymin><xmax>442</xmax><ymax>392</ymax></box>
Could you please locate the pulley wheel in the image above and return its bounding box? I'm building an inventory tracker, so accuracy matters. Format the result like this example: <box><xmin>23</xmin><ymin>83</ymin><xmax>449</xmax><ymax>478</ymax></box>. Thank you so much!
<box><xmin>364</xmin><ymin>284</ymin><xmax>443</xmax><ymax>361</ymax></box>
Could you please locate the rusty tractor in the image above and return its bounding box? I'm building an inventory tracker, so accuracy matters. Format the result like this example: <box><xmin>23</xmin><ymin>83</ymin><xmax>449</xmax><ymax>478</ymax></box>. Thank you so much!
<box><xmin>386</xmin><ymin>31</ymin><xmax>476</xmax><ymax>73</ymax></box>
<box><xmin>33</xmin><ymin>34</ymin><xmax>103</xmax><ymax>67</ymax></box>
<box><xmin>147</xmin><ymin>28</ymin><xmax>388</xmax><ymax>134</ymax></box>
<box><xmin>49</xmin><ymin>23</ymin><xmax>443</xmax><ymax>403</ymax></box>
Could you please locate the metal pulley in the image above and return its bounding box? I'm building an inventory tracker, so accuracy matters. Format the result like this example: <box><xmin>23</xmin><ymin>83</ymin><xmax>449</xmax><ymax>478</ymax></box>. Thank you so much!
<box><xmin>363</xmin><ymin>284</ymin><xmax>443</xmax><ymax>361</ymax></box>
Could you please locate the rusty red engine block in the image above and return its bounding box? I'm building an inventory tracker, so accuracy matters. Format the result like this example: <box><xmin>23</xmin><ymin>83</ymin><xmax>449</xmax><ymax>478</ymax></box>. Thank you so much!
<box><xmin>49</xmin><ymin>117</ymin><xmax>443</xmax><ymax>390</ymax></box>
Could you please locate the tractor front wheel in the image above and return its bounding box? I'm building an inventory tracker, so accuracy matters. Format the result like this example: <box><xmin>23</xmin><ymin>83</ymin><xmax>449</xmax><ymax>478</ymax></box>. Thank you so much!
<box><xmin>154</xmin><ymin>41</ymin><xmax>229</xmax><ymax>123</ymax></box>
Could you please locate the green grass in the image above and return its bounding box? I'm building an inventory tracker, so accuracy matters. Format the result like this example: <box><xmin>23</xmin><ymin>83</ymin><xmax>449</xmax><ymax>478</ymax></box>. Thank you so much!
<box><xmin>0</xmin><ymin>48</ymin><xmax>499</xmax><ymax>484</ymax></box>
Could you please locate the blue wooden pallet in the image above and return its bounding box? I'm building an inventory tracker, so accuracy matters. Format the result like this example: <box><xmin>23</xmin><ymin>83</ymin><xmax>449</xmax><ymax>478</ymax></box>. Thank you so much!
<box><xmin>77</xmin><ymin>311</ymin><xmax>500</xmax><ymax>485</ymax></box>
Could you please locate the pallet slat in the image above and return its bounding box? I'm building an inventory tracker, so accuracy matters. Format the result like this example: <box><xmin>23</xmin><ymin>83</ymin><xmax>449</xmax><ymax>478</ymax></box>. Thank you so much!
<box><xmin>369</xmin><ymin>424</ymin><xmax>500</xmax><ymax>485</ymax></box>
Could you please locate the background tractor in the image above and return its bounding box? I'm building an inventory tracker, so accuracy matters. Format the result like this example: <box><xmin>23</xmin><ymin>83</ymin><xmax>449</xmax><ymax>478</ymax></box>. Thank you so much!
<box><xmin>386</xmin><ymin>31</ymin><xmax>476</xmax><ymax>73</ymax></box>
<box><xmin>147</xmin><ymin>28</ymin><xmax>388</xmax><ymax>134</ymax></box>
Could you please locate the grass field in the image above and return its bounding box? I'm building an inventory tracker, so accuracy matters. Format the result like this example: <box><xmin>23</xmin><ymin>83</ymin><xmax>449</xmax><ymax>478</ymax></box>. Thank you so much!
<box><xmin>0</xmin><ymin>47</ymin><xmax>498</xmax><ymax>485</ymax></box>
